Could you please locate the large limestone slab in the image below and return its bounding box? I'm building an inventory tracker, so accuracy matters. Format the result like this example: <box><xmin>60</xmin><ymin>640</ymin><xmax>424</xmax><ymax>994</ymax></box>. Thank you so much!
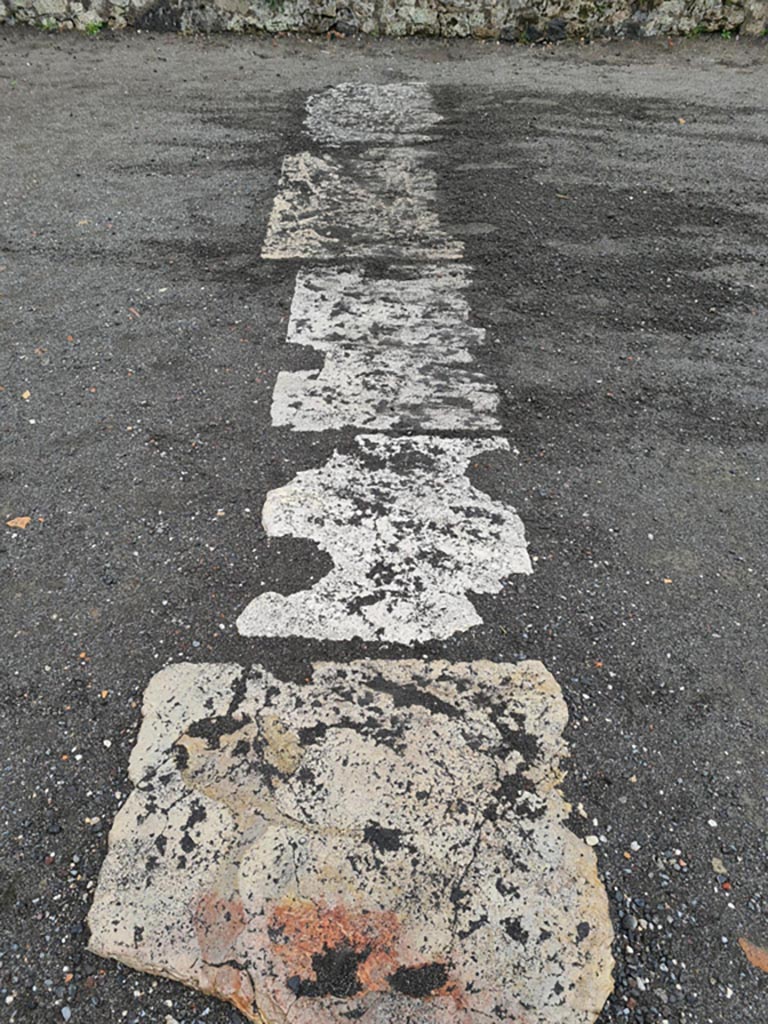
<box><xmin>89</xmin><ymin>659</ymin><xmax>614</xmax><ymax>1023</ymax></box>
<box><xmin>236</xmin><ymin>435</ymin><xmax>531</xmax><ymax>643</ymax></box>
<box><xmin>271</xmin><ymin>265</ymin><xmax>500</xmax><ymax>432</ymax></box>
<box><xmin>261</xmin><ymin>150</ymin><xmax>463</xmax><ymax>261</ymax></box>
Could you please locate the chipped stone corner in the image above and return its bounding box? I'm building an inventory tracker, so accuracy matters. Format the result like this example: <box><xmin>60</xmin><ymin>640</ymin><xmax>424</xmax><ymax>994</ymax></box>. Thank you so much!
<box><xmin>89</xmin><ymin>658</ymin><xmax>615</xmax><ymax>1024</ymax></box>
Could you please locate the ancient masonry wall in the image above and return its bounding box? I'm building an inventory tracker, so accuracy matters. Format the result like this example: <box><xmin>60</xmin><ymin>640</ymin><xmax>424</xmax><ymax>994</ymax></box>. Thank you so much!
<box><xmin>1</xmin><ymin>0</ymin><xmax>767</xmax><ymax>41</ymax></box>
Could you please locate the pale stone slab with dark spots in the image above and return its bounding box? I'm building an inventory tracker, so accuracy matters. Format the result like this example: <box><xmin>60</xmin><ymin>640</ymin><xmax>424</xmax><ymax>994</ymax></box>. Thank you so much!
<box><xmin>88</xmin><ymin>659</ymin><xmax>615</xmax><ymax>1024</ymax></box>
<box><xmin>304</xmin><ymin>82</ymin><xmax>442</xmax><ymax>145</ymax></box>
<box><xmin>236</xmin><ymin>434</ymin><xmax>531</xmax><ymax>642</ymax></box>
<box><xmin>261</xmin><ymin>150</ymin><xmax>463</xmax><ymax>262</ymax></box>
<box><xmin>271</xmin><ymin>265</ymin><xmax>500</xmax><ymax>432</ymax></box>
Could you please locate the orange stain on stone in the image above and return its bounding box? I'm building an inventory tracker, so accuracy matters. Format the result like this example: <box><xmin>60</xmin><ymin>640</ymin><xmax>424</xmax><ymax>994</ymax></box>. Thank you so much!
<box><xmin>269</xmin><ymin>897</ymin><xmax>401</xmax><ymax>992</ymax></box>
<box><xmin>268</xmin><ymin>897</ymin><xmax>464</xmax><ymax>1007</ymax></box>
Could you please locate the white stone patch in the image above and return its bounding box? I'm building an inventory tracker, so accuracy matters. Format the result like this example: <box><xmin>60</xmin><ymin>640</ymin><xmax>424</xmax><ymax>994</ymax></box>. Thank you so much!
<box><xmin>261</xmin><ymin>150</ymin><xmax>463</xmax><ymax>262</ymax></box>
<box><xmin>272</xmin><ymin>265</ymin><xmax>500</xmax><ymax>432</ymax></box>
<box><xmin>304</xmin><ymin>82</ymin><xmax>442</xmax><ymax>146</ymax></box>
<box><xmin>236</xmin><ymin>435</ymin><xmax>531</xmax><ymax>643</ymax></box>
<box><xmin>89</xmin><ymin>658</ymin><xmax>614</xmax><ymax>1024</ymax></box>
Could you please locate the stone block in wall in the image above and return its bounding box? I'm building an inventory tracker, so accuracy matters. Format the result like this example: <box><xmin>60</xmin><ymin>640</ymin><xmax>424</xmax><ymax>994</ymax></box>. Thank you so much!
<box><xmin>344</xmin><ymin>0</ymin><xmax>378</xmax><ymax>33</ymax></box>
<box><xmin>437</xmin><ymin>0</ymin><xmax>504</xmax><ymax>37</ymax></box>
<box><xmin>377</xmin><ymin>0</ymin><xmax>441</xmax><ymax>35</ymax></box>
<box><xmin>644</xmin><ymin>0</ymin><xmax>695</xmax><ymax>34</ymax></box>
<box><xmin>240</xmin><ymin>0</ymin><xmax>315</xmax><ymax>32</ymax></box>
<box><xmin>690</xmin><ymin>0</ymin><xmax>745</xmax><ymax>30</ymax></box>
<box><xmin>75</xmin><ymin>6</ymin><xmax>105</xmax><ymax>26</ymax></box>
<box><xmin>216</xmin><ymin>0</ymin><xmax>250</xmax><ymax>15</ymax></box>
<box><xmin>742</xmin><ymin>0</ymin><xmax>768</xmax><ymax>31</ymax></box>
<box><xmin>33</xmin><ymin>0</ymin><xmax>68</xmax><ymax>13</ymax></box>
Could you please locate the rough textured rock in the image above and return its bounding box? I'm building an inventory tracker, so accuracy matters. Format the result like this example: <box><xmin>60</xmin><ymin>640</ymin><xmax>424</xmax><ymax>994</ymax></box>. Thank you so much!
<box><xmin>743</xmin><ymin>0</ymin><xmax>768</xmax><ymax>32</ymax></box>
<box><xmin>236</xmin><ymin>435</ymin><xmax>532</xmax><ymax>642</ymax></box>
<box><xmin>89</xmin><ymin>659</ymin><xmax>615</xmax><ymax>1023</ymax></box>
<box><xmin>1</xmin><ymin>0</ymin><xmax>766</xmax><ymax>38</ymax></box>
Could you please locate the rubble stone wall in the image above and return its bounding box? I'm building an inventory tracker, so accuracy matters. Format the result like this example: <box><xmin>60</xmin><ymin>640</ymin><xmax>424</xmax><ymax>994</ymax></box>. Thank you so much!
<box><xmin>1</xmin><ymin>0</ymin><xmax>766</xmax><ymax>45</ymax></box>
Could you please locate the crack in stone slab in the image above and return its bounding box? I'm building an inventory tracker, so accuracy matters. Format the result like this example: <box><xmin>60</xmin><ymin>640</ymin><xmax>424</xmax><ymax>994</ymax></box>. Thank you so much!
<box><xmin>89</xmin><ymin>659</ymin><xmax>614</xmax><ymax>1024</ymax></box>
<box><xmin>304</xmin><ymin>82</ymin><xmax>443</xmax><ymax>146</ymax></box>
<box><xmin>261</xmin><ymin>150</ymin><xmax>463</xmax><ymax>262</ymax></box>
<box><xmin>271</xmin><ymin>265</ymin><xmax>500</xmax><ymax>433</ymax></box>
<box><xmin>235</xmin><ymin>435</ymin><xmax>531</xmax><ymax>643</ymax></box>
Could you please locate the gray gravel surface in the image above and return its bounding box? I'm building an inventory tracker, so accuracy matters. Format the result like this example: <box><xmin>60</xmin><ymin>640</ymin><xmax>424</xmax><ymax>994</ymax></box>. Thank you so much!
<box><xmin>1</xmin><ymin>27</ymin><xmax>767</xmax><ymax>1024</ymax></box>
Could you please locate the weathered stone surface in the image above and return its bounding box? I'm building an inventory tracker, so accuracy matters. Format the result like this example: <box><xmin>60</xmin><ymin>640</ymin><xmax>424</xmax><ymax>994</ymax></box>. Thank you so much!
<box><xmin>236</xmin><ymin>435</ymin><xmax>531</xmax><ymax>642</ymax></box>
<box><xmin>32</xmin><ymin>0</ymin><xmax>67</xmax><ymax>14</ymax></box>
<box><xmin>271</xmin><ymin>265</ymin><xmax>500</xmax><ymax>432</ymax></box>
<box><xmin>89</xmin><ymin>659</ymin><xmax>615</xmax><ymax>1023</ymax></box>
<box><xmin>743</xmin><ymin>0</ymin><xmax>768</xmax><ymax>31</ymax></box>
<box><xmin>305</xmin><ymin>81</ymin><xmax>442</xmax><ymax>145</ymax></box>
<box><xmin>262</xmin><ymin>149</ymin><xmax>463</xmax><ymax>262</ymax></box>
<box><xmin>2</xmin><ymin>0</ymin><xmax>762</xmax><ymax>37</ymax></box>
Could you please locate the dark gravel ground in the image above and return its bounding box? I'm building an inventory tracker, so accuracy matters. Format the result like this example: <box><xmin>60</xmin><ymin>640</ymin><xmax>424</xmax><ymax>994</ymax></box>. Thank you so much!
<box><xmin>1</xmin><ymin>26</ymin><xmax>766</xmax><ymax>1024</ymax></box>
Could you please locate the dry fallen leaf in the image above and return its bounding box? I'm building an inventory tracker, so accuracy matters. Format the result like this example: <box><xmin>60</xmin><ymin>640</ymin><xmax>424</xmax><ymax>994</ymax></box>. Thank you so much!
<box><xmin>6</xmin><ymin>516</ymin><xmax>31</xmax><ymax>530</ymax></box>
<box><xmin>739</xmin><ymin>937</ymin><xmax>768</xmax><ymax>973</ymax></box>
<box><xmin>21</xmin><ymin>390</ymin><xmax>31</xmax><ymax>400</ymax></box>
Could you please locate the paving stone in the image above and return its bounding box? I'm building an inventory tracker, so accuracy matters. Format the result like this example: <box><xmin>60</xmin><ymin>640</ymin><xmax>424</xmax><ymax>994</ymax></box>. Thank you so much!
<box><xmin>89</xmin><ymin>659</ymin><xmax>614</xmax><ymax>1024</ymax></box>
<box><xmin>271</xmin><ymin>264</ymin><xmax>499</xmax><ymax>433</ymax></box>
<box><xmin>236</xmin><ymin>435</ymin><xmax>531</xmax><ymax>642</ymax></box>
<box><xmin>261</xmin><ymin>150</ymin><xmax>463</xmax><ymax>262</ymax></box>
<box><xmin>304</xmin><ymin>81</ymin><xmax>442</xmax><ymax>145</ymax></box>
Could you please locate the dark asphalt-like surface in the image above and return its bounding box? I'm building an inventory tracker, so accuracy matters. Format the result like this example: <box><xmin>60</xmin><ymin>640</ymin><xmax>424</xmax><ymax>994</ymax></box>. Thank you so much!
<box><xmin>1</xmin><ymin>27</ymin><xmax>766</xmax><ymax>1024</ymax></box>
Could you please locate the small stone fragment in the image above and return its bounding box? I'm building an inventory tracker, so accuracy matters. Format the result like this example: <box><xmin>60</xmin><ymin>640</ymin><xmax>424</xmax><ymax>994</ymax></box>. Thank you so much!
<box><xmin>5</xmin><ymin>516</ymin><xmax>31</xmax><ymax>530</ymax></box>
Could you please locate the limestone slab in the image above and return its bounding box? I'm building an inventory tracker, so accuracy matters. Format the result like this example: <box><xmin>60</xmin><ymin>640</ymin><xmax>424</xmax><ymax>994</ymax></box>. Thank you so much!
<box><xmin>304</xmin><ymin>82</ymin><xmax>442</xmax><ymax>145</ymax></box>
<box><xmin>89</xmin><ymin>659</ymin><xmax>615</xmax><ymax>1024</ymax></box>
<box><xmin>272</xmin><ymin>265</ymin><xmax>500</xmax><ymax>432</ymax></box>
<box><xmin>236</xmin><ymin>434</ymin><xmax>531</xmax><ymax>642</ymax></box>
<box><xmin>261</xmin><ymin>150</ymin><xmax>463</xmax><ymax>262</ymax></box>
